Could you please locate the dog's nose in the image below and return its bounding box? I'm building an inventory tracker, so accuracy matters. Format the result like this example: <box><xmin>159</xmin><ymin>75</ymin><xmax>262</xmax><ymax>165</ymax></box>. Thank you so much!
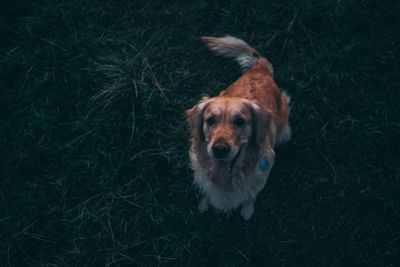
<box><xmin>212</xmin><ymin>139</ymin><xmax>230</xmax><ymax>159</ymax></box>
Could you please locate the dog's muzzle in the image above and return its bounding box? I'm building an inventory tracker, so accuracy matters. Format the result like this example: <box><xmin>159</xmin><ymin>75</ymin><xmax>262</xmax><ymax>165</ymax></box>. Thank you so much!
<box><xmin>211</xmin><ymin>139</ymin><xmax>231</xmax><ymax>160</ymax></box>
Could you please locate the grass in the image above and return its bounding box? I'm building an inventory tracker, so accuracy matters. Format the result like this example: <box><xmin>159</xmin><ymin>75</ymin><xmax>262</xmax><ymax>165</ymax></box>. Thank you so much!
<box><xmin>1</xmin><ymin>0</ymin><xmax>399</xmax><ymax>266</ymax></box>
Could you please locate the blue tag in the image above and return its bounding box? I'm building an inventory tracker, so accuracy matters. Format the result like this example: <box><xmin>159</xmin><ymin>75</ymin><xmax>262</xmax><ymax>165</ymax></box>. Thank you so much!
<box><xmin>258</xmin><ymin>158</ymin><xmax>269</xmax><ymax>170</ymax></box>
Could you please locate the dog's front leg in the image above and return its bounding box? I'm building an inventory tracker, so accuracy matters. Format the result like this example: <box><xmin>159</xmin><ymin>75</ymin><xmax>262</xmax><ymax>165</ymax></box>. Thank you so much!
<box><xmin>240</xmin><ymin>199</ymin><xmax>255</xmax><ymax>220</ymax></box>
<box><xmin>198</xmin><ymin>195</ymin><xmax>210</xmax><ymax>213</ymax></box>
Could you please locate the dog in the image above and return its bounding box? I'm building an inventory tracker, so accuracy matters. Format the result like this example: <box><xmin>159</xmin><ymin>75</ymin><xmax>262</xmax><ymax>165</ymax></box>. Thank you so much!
<box><xmin>186</xmin><ymin>36</ymin><xmax>291</xmax><ymax>220</ymax></box>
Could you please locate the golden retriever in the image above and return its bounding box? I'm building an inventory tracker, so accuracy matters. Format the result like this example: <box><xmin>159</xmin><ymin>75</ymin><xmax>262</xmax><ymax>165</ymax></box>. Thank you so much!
<box><xmin>186</xmin><ymin>36</ymin><xmax>291</xmax><ymax>220</ymax></box>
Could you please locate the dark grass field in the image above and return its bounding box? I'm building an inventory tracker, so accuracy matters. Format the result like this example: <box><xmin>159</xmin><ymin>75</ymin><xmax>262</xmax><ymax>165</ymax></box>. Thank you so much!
<box><xmin>1</xmin><ymin>0</ymin><xmax>400</xmax><ymax>266</ymax></box>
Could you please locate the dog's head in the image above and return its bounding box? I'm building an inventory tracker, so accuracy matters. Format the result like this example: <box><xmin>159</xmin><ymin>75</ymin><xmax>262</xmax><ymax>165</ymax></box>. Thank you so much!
<box><xmin>186</xmin><ymin>96</ymin><xmax>270</xmax><ymax>186</ymax></box>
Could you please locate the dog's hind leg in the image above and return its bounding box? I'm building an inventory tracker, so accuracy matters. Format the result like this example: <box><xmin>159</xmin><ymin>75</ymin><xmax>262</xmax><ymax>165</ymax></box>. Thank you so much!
<box><xmin>276</xmin><ymin>124</ymin><xmax>291</xmax><ymax>145</ymax></box>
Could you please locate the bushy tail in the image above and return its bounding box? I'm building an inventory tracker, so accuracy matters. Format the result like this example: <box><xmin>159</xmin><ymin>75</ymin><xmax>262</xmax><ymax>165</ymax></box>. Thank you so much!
<box><xmin>201</xmin><ymin>36</ymin><xmax>273</xmax><ymax>74</ymax></box>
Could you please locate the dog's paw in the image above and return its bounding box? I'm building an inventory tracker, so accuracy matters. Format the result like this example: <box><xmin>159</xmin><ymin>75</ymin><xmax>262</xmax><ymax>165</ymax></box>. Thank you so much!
<box><xmin>240</xmin><ymin>201</ymin><xmax>254</xmax><ymax>220</ymax></box>
<box><xmin>198</xmin><ymin>196</ymin><xmax>209</xmax><ymax>213</ymax></box>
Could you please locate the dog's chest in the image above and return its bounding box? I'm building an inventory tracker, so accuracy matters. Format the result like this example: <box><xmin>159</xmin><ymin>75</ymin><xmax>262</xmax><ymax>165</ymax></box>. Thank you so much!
<box><xmin>195</xmin><ymin>160</ymin><xmax>272</xmax><ymax>212</ymax></box>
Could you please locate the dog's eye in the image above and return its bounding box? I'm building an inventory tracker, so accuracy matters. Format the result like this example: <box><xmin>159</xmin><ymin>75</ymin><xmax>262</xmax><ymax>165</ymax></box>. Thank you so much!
<box><xmin>206</xmin><ymin>116</ymin><xmax>216</xmax><ymax>126</ymax></box>
<box><xmin>233</xmin><ymin>116</ymin><xmax>246</xmax><ymax>127</ymax></box>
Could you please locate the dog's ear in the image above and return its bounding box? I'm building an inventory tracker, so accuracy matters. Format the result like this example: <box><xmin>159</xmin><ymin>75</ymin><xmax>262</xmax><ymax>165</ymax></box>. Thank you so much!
<box><xmin>245</xmin><ymin>101</ymin><xmax>271</xmax><ymax>147</ymax></box>
<box><xmin>186</xmin><ymin>96</ymin><xmax>210</xmax><ymax>146</ymax></box>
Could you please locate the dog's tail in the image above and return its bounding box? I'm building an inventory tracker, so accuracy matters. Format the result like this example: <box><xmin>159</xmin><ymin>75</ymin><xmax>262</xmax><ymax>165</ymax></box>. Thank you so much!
<box><xmin>201</xmin><ymin>36</ymin><xmax>273</xmax><ymax>74</ymax></box>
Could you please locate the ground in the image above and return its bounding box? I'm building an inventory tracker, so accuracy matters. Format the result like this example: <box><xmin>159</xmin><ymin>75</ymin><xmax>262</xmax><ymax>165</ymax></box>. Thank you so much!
<box><xmin>1</xmin><ymin>0</ymin><xmax>399</xmax><ymax>266</ymax></box>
